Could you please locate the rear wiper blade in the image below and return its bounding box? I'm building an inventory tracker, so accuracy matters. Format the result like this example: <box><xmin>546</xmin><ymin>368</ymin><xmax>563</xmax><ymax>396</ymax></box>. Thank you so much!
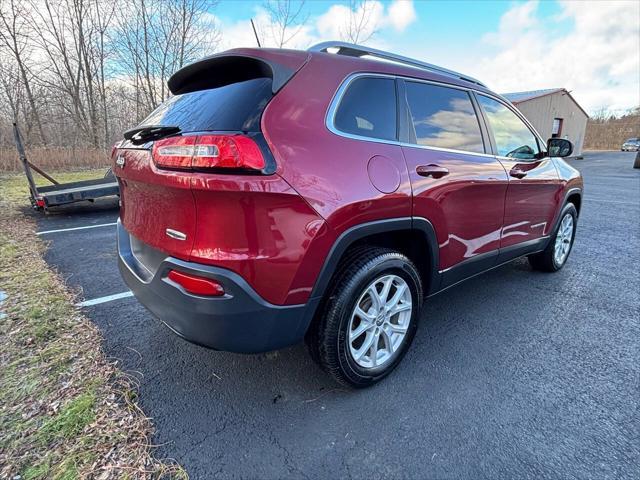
<box><xmin>123</xmin><ymin>125</ymin><xmax>181</xmax><ymax>145</ymax></box>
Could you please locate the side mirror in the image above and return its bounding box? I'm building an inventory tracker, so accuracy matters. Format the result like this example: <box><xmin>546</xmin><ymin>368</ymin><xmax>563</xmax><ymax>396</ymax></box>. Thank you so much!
<box><xmin>547</xmin><ymin>138</ymin><xmax>573</xmax><ymax>157</ymax></box>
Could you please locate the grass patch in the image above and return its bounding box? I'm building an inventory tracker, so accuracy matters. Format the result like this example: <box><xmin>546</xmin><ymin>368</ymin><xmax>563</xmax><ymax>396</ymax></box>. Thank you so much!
<box><xmin>39</xmin><ymin>391</ymin><xmax>96</xmax><ymax>442</ymax></box>
<box><xmin>22</xmin><ymin>461</ymin><xmax>51</xmax><ymax>480</ymax></box>
<box><xmin>0</xmin><ymin>171</ymin><xmax>186</xmax><ymax>479</ymax></box>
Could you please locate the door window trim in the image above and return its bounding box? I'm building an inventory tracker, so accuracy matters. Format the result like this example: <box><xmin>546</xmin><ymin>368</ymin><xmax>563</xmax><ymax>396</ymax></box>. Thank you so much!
<box><xmin>325</xmin><ymin>72</ymin><xmax>547</xmax><ymax>162</ymax></box>
<box><xmin>329</xmin><ymin>74</ymin><xmax>399</xmax><ymax>143</ymax></box>
<box><xmin>326</xmin><ymin>72</ymin><xmax>549</xmax><ymax>159</ymax></box>
<box><xmin>326</xmin><ymin>72</ymin><xmax>496</xmax><ymax>158</ymax></box>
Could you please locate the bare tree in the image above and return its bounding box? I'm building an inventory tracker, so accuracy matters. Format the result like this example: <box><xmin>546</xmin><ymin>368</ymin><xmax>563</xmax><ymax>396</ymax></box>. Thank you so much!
<box><xmin>342</xmin><ymin>0</ymin><xmax>378</xmax><ymax>44</ymax></box>
<box><xmin>0</xmin><ymin>0</ymin><xmax>47</xmax><ymax>144</ymax></box>
<box><xmin>0</xmin><ymin>54</ymin><xmax>23</xmax><ymax>123</ymax></box>
<box><xmin>584</xmin><ymin>107</ymin><xmax>640</xmax><ymax>150</ymax></box>
<box><xmin>0</xmin><ymin>0</ymin><xmax>218</xmax><ymax>151</ymax></box>
<box><xmin>26</xmin><ymin>0</ymin><xmax>106</xmax><ymax>146</ymax></box>
<box><xmin>263</xmin><ymin>0</ymin><xmax>308</xmax><ymax>48</ymax></box>
<box><xmin>90</xmin><ymin>0</ymin><xmax>117</xmax><ymax>147</ymax></box>
<box><xmin>114</xmin><ymin>0</ymin><xmax>219</xmax><ymax>118</ymax></box>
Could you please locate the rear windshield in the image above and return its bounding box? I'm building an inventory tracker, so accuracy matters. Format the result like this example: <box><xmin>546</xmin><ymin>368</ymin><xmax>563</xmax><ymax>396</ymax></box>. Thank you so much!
<box><xmin>138</xmin><ymin>78</ymin><xmax>273</xmax><ymax>133</ymax></box>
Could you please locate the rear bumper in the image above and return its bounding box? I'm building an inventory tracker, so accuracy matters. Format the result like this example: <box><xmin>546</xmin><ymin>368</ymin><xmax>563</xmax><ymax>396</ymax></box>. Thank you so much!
<box><xmin>117</xmin><ymin>220</ymin><xmax>317</xmax><ymax>353</ymax></box>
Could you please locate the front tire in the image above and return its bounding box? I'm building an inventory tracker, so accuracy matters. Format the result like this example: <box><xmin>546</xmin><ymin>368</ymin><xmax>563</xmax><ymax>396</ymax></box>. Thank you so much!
<box><xmin>307</xmin><ymin>247</ymin><xmax>423</xmax><ymax>388</ymax></box>
<box><xmin>528</xmin><ymin>203</ymin><xmax>578</xmax><ymax>272</ymax></box>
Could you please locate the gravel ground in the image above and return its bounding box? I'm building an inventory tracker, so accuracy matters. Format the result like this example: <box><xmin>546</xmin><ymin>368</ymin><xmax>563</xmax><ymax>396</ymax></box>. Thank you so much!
<box><xmin>35</xmin><ymin>151</ymin><xmax>639</xmax><ymax>479</ymax></box>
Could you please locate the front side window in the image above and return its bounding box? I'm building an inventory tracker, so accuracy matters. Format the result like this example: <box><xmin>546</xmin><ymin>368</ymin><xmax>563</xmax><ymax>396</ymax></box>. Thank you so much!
<box><xmin>404</xmin><ymin>81</ymin><xmax>485</xmax><ymax>154</ymax></box>
<box><xmin>334</xmin><ymin>77</ymin><xmax>397</xmax><ymax>141</ymax></box>
<box><xmin>478</xmin><ymin>95</ymin><xmax>540</xmax><ymax>160</ymax></box>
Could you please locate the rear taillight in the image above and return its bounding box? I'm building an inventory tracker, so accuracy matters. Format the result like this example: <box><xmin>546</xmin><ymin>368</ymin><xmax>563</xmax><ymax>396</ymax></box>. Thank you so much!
<box><xmin>167</xmin><ymin>270</ymin><xmax>225</xmax><ymax>297</ymax></box>
<box><xmin>152</xmin><ymin>134</ymin><xmax>265</xmax><ymax>171</ymax></box>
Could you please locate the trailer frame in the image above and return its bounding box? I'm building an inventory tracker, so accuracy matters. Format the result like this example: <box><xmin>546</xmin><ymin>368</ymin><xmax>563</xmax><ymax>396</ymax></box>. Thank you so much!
<box><xmin>13</xmin><ymin>122</ymin><xmax>119</xmax><ymax>210</ymax></box>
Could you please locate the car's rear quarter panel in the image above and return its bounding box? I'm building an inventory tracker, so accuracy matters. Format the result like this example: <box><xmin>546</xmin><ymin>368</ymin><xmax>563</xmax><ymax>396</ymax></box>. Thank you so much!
<box><xmin>188</xmin><ymin>173</ymin><xmax>331</xmax><ymax>305</ymax></box>
<box><xmin>263</xmin><ymin>55</ymin><xmax>413</xmax><ymax>234</ymax></box>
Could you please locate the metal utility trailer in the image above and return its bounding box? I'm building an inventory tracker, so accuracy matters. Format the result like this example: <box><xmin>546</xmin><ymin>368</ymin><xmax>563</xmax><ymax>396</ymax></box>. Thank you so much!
<box><xmin>13</xmin><ymin>122</ymin><xmax>119</xmax><ymax>211</ymax></box>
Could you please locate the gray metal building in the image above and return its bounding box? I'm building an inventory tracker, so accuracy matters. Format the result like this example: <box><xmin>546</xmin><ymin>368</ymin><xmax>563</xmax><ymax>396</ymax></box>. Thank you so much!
<box><xmin>502</xmin><ymin>88</ymin><xmax>589</xmax><ymax>154</ymax></box>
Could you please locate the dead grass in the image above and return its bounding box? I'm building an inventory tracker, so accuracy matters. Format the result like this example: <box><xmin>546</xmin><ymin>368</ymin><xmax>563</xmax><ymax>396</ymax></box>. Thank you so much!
<box><xmin>0</xmin><ymin>147</ymin><xmax>110</xmax><ymax>173</ymax></box>
<box><xmin>0</xmin><ymin>172</ymin><xmax>187</xmax><ymax>479</ymax></box>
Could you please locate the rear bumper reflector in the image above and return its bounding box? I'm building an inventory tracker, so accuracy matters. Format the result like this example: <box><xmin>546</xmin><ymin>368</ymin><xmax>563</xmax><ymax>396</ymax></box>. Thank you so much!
<box><xmin>167</xmin><ymin>270</ymin><xmax>225</xmax><ymax>297</ymax></box>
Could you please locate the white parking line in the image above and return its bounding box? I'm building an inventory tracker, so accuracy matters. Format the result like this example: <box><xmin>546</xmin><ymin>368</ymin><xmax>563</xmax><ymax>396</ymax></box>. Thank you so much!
<box><xmin>587</xmin><ymin>198</ymin><xmax>638</xmax><ymax>206</ymax></box>
<box><xmin>76</xmin><ymin>291</ymin><xmax>133</xmax><ymax>307</ymax></box>
<box><xmin>37</xmin><ymin>222</ymin><xmax>117</xmax><ymax>235</ymax></box>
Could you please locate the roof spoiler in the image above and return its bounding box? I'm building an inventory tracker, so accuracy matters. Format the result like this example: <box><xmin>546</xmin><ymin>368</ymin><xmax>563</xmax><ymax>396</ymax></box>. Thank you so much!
<box><xmin>168</xmin><ymin>52</ymin><xmax>306</xmax><ymax>95</ymax></box>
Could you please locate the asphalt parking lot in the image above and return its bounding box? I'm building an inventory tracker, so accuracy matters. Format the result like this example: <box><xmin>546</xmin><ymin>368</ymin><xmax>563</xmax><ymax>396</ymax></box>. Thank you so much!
<box><xmin>33</xmin><ymin>151</ymin><xmax>639</xmax><ymax>479</ymax></box>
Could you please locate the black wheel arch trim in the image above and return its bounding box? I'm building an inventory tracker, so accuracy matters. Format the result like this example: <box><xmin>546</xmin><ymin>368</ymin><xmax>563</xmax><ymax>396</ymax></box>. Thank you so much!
<box><xmin>298</xmin><ymin>217</ymin><xmax>440</xmax><ymax>338</ymax></box>
<box><xmin>564</xmin><ymin>187</ymin><xmax>582</xmax><ymax>209</ymax></box>
<box><xmin>309</xmin><ymin>217</ymin><xmax>440</xmax><ymax>300</ymax></box>
<box><xmin>554</xmin><ymin>187</ymin><xmax>582</xmax><ymax>229</ymax></box>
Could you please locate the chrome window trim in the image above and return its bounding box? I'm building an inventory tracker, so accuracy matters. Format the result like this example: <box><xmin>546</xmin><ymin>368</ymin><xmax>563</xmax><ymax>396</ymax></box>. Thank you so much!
<box><xmin>325</xmin><ymin>73</ymin><xmax>400</xmax><ymax>145</ymax></box>
<box><xmin>325</xmin><ymin>72</ymin><xmax>547</xmax><ymax>160</ymax></box>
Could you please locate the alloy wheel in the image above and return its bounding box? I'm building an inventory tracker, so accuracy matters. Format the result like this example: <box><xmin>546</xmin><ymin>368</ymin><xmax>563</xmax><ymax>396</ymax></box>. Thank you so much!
<box><xmin>347</xmin><ymin>274</ymin><xmax>413</xmax><ymax>369</ymax></box>
<box><xmin>554</xmin><ymin>213</ymin><xmax>574</xmax><ymax>266</ymax></box>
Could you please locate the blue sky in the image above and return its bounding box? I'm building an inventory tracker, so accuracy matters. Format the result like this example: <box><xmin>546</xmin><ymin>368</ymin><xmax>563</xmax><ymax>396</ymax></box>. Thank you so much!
<box><xmin>218</xmin><ymin>0</ymin><xmax>565</xmax><ymax>40</ymax></box>
<box><xmin>211</xmin><ymin>1</ymin><xmax>639</xmax><ymax>114</ymax></box>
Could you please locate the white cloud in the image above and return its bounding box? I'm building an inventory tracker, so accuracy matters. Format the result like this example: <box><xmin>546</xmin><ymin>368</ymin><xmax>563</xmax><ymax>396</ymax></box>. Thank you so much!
<box><xmin>387</xmin><ymin>0</ymin><xmax>417</xmax><ymax>32</ymax></box>
<box><xmin>215</xmin><ymin>8</ymin><xmax>316</xmax><ymax>50</ymax></box>
<box><xmin>213</xmin><ymin>0</ymin><xmax>637</xmax><ymax>114</ymax></box>
<box><xmin>217</xmin><ymin>1</ymin><xmax>418</xmax><ymax>51</ymax></box>
<box><xmin>472</xmin><ymin>0</ymin><xmax>640</xmax><ymax>114</ymax></box>
<box><xmin>316</xmin><ymin>0</ymin><xmax>416</xmax><ymax>41</ymax></box>
<box><xmin>317</xmin><ymin>1</ymin><xmax>385</xmax><ymax>43</ymax></box>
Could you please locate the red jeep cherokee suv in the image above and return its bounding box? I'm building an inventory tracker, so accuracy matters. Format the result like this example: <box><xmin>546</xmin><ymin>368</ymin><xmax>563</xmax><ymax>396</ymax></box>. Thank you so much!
<box><xmin>113</xmin><ymin>42</ymin><xmax>583</xmax><ymax>387</ymax></box>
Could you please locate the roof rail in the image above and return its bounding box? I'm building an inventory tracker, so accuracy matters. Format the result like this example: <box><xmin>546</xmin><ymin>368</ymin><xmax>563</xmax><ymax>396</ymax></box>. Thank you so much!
<box><xmin>308</xmin><ymin>41</ymin><xmax>486</xmax><ymax>87</ymax></box>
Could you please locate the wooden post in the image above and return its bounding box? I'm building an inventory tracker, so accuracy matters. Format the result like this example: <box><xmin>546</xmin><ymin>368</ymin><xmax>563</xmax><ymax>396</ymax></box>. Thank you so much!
<box><xmin>27</xmin><ymin>161</ymin><xmax>59</xmax><ymax>185</ymax></box>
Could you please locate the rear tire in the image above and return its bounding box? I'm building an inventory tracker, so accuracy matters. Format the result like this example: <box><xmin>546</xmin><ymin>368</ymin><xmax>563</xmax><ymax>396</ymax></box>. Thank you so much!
<box><xmin>528</xmin><ymin>203</ymin><xmax>578</xmax><ymax>272</ymax></box>
<box><xmin>307</xmin><ymin>247</ymin><xmax>423</xmax><ymax>388</ymax></box>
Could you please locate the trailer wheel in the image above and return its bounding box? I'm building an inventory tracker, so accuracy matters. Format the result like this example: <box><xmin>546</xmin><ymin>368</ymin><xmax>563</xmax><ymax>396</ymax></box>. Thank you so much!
<box><xmin>634</xmin><ymin>152</ymin><xmax>640</xmax><ymax>169</ymax></box>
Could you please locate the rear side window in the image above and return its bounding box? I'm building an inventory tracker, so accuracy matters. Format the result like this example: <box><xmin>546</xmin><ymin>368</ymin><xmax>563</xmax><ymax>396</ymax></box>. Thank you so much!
<box><xmin>477</xmin><ymin>95</ymin><xmax>540</xmax><ymax>160</ymax></box>
<box><xmin>138</xmin><ymin>78</ymin><xmax>273</xmax><ymax>133</ymax></box>
<box><xmin>404</xmin><ymin>82</ymin><xmax>485</xmax><ymax>154</ymax></box>
<box><xmin>334</xmin><ymin>77</ymin><xmax>397</xmax><ymax>141</ymax></box>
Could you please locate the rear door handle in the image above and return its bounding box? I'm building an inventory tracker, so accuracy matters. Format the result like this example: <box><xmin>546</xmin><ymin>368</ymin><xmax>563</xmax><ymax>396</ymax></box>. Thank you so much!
<box><xmin>416</xmin><ymin>164</ymin><xmax>449</xmax><ymax>179</ymax></box>
<box><xmin>509</xmin><ymin>167</ymin><xmax>527</xmax><ymax>179</ymax></box>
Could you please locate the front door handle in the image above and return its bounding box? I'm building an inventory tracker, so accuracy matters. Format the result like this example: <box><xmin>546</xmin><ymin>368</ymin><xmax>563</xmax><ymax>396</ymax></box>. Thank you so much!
<box><xmin>510</xmin><ymin>167</ymin><xmax>527</xmax><ymax>179</ymax></box>
<box><xmin>416</xmin><ymin>164</ymin><xmax>449</xmax><ymax>179</ymax></box>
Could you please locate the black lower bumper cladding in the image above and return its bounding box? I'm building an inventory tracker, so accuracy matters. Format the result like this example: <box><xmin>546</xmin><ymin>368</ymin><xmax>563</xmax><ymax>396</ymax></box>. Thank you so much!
<box><xmin>117</xmin><ymin>221</ymin><xmax>317</xmax><ymax>353</ymax></box>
